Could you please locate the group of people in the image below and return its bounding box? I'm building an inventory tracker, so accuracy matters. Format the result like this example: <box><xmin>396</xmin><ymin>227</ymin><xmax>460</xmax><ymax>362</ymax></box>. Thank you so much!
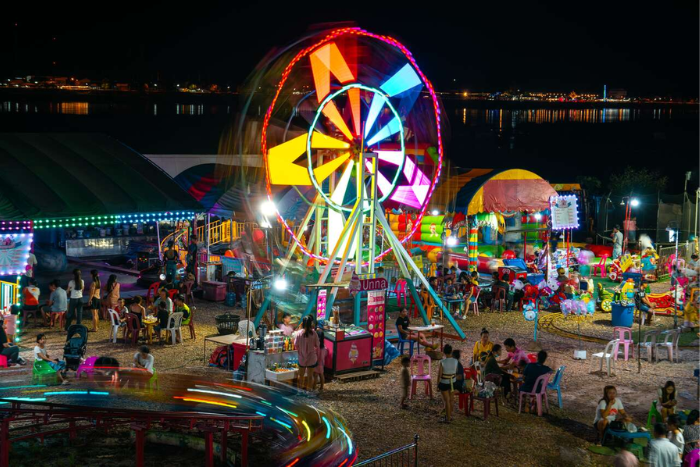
<box><xmin>277</xmin><ymin>314</ymin><xmax>327</xmax><ymax>393</ymax></box>
<box><xmin>398</xmin><ymin>326</ymin><xmax>553</xmax><ymax>424</ymax></box>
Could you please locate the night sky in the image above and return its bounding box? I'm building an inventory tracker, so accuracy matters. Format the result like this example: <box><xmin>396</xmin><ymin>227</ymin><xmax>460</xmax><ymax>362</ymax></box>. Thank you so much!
<box><xmin>3</xmin><ymin>1</ymin><xmax>698</xmax><ymax>96</ymax></box>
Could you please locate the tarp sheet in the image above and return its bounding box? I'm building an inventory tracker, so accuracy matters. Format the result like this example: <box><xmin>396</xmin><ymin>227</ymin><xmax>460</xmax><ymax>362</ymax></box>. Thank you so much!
<box><xmin>0</xmin><ymin>133</ymin><xmax>201</xmax><ymax>220</ymax></box>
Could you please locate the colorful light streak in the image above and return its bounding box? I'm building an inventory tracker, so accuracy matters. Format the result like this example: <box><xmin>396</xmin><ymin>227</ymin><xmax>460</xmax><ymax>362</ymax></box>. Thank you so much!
<box><xmin>172</xmin><ymin>396</ymin><xmax>237</xmax><ymax>409</ymax></box>
<box><xmin>277</xmin><ymin>407</ymin><xmax>299</xmax><ymax>418</ymax></box>
<box><xmin>301</xmin><ymin>420</ymin><xmax>312</xmax><ymax>442</ymax></box>
<box><xmin>187</xmin><ymin>388</ymin><xmax>242</xmax><ymax>399</ymax></box>
<box><xmin>271</xmin><ymin>417</ymin><xmax>293</xmax><ymax>430</ymax></box>
<box><xmin>338</xmin><ymin>426</ymin><xmax>353</xmax><ymax>455</ymax></box>
<box><xmin>322</xmin><ymin>416</ymin><xmax>332</xmax><ymax>439</ymax></box>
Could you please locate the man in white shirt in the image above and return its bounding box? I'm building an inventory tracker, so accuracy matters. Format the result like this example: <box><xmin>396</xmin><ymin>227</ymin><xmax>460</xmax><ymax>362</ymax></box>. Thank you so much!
<box><xmin>611</xmin><ymin>225</ymin><xmax>624</xmax><ymax>259</ymax></box>
<box><xmin>649</xmin><ymin>423</ymin><xmax>682</xmax><ymax>467</ymax></box>
<box><xmin>133</xmin><ymin>346</ymin><xmax>154</xmax><ymax>374</ymax></box>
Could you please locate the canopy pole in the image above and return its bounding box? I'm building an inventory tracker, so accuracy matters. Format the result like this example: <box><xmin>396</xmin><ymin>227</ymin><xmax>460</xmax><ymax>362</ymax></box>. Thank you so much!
<box><xmin>156</xmin><ymin>221</ymin><xmax>162</xmax><ymax>261</ymax></box>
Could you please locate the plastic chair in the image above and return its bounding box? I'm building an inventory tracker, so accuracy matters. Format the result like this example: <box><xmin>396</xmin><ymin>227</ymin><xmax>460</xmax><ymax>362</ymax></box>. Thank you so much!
<box><xmin>50</xmin><ymin>311</ymin><xmax>66</xmax><ymax>329</ymax></box>
<box><xmin>22</xmin><ymin>307</ymin><xmax>41</xmax><ymax>327</ymax></box>
<box><xmin>468</xmin><ymin>287</ymin><xmax>481</xmax><ymax>316</ymax></box>
<box><xmin>164</xmin><ymin>312</ymin><xmax>184</xmax><ymax>345</ymax></box>
<box><xmin>492</xmin><ymin>287</ymin><xmax>506</xmax><ymax>312</ymax></box>
<box><xmin>591</xmin><ymin>256</ymin><xmax>608</xmax><ymax>278</ymax></box>
<box><xmin>122</xmin><ymin>313</ymin><xmax>143</xmax><ymax>345</ymax></box>
<box><xmin>683</xmin><ymin>448</ymin><xmax>699</xmax><ymax>467</ymax></box>
<box><xmin>518</xmin><ymin>372</ymin><xmax>552</xmax><ymax>416</ymax></box>
<box><xmin>613</xmin><ymin>327</ymin><xmax>634</xmax><ymax>361</ymax></box>
<box><xmin>147</xmin><ymin>369</ymin><xmax>159</xmax><ymax>390</ymax></box>
<box><xmin>409</xmin><ymin>354</ymin><xmax>432</xmax><ymax>399</ymax></box>
<box><xmin>182</xmin><ymin>280</ymin><xmax>195</xmax><ymax>306</ymax></box>
<box><xmin>407</xmin><ymin>293</ymin><xmax>419</xmax><ymax>319</ymax></box>
<box><xmin>32</xmin><ymin>359</ymin><xmax>60</xmax><ymax>385</ymax></box>
<box><xmin>394</xmin><ymin>279</ymin><xmax>408</xmax><ymax>307</ymax></box>
<box><xmin>645</xmin><ymin>399</ymin><xmax>663</xmax><ymax>431</ymax></box>
<box><xmin>76</xmin><ymin>356</ymin><xmax>99</xmax><ymax>378</ymax></box>
<box><xmin>638</xmin><ymin>330</ymin><xmax>659</xmax><ymax>362</ymax></box>
<box><xmin>655</xmin><ymin>330</ymin><xmax>680</xmax><ymax>363</ymax></box>
<box><xmin>108</xmin><ymin>309</ymin><xmax>121</xmax><ymax>343</ymax></box>
<box><xmin>146</xmin><ymin>281</ymin><xmax>161</xmax><ymax>305</ymax></box>
<box><xmin>0</xmin><ymin>355</ymin><xmax>7</xmax><ymax>368</ymax></box>
<box><xmin>590</xmin><ymin>339</ymin><xmax>619</xmax><ymax>376</ymax></box>
<box><xmin>546</xmin><ymin>365</ymin><xmax>566</xmax><ymax>409</ymax></box>
<box><xmin>396</xmin><ymin>326</ymin><xmax>415</xmax><ymax>357</ymax></box>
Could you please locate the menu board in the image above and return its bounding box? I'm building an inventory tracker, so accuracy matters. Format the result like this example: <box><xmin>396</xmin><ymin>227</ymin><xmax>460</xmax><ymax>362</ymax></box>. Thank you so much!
<box><xmin>316</xmin><ymin>289</ymin><xmax>327</xmax><ymax>320</ymax></box>
<box><xmin>550</xmin><ymin>195</ymin><xmax>579</xmax><ymax>230</ymax></box>
<box><xmin>367</xmin><ymin>290</ymin><xmax>386</xmax><ymax>361</ymax></box>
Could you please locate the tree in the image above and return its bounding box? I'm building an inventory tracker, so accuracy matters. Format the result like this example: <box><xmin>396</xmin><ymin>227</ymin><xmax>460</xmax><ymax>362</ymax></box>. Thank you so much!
<box><xmin>608</xmin><ymin>167</ymin><xmax>668</xmax><ymax>195</ymax></box>
<box><xmin>576</xmin><ymin>176</ymin><xmax>604</xmax><ymax>195</ymax></box>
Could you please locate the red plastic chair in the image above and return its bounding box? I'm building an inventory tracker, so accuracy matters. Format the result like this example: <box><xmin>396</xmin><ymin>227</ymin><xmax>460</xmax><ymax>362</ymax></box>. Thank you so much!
<box><xmin>167</xmin><ymin>289</ymin><xmax>179</xmax><ymax>300</ymax></box>
<box><xmin>182</xmin><ymin>280</ymin><xmax>195</xmax><ymax>306</ymax></box>
<box><xmin>146</xmin><ymin>281</ymin><xmax>161</xmax><ymax>305</ymax></box>
<box><xmin>591</xmin><ymin>256</ymin><xmax>608</xmax><ymax>278</ymax></box>
<box><xmin>409</xmin><ymin>354</ymin><xmax>433</xmax><ymax>399</ymax></box>
<box><xmin>50</xmin><ymin>311</ymin><xmax>66</xmax><ymax>329</ymax></box>
<box><xmin>518</xmin><ymin>372</ymin><xmax>552</xmax><ymax>416</ymax></box>
<box><xmin>394</xmin><ymin>279</ymin><xmax>408</xmax><ymax>307</ymax></box>
<box><xmin>122</xmin><ymin>313</ymin><xmax>143</xmax><ymax>345</ymax></box>
<box><xmin>492</xmin><ymin>287</ymin><xmax>506</xmax><ymax>312</ymax></box>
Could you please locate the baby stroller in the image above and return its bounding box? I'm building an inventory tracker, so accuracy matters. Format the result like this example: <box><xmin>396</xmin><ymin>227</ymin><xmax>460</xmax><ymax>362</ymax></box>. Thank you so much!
<box><xmin>64</xmin><ymin>324</ymin><xmax>88</xmax><ymax>371</ymax></box>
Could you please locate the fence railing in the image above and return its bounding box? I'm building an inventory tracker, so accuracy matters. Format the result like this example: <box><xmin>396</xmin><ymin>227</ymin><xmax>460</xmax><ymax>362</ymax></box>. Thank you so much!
<box><xmin>355</xmin><ymin>435</ymin><xmax>419</xmax><ymax>467</ymax></box>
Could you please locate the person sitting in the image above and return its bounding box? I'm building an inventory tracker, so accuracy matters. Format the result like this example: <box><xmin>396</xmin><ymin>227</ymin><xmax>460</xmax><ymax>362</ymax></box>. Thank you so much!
<box><xmin>22</xmin><ymin>278</ymin><xmax>41</xmax><ymax>326</ymax></box>
<box><xmin>152</xmin><ymin>301</ymin><xmax>170</xmax><ymax>342</ymax></box>
<box><xmin>114</xmin><ymin>298</ymin><xmax>128</xmax><ymax>318</ymax></box>
<box><xmin>650</xmin><ymin>422</ymin><xmax>682</xmax><ymax>467</ymax></box>
<box><xmin>163</xmin><ymin>274</ymin><xmax>176</xmax><ymax>291</ymax></box>
<box><xmin>43</xmin><ymin>280</ymin><xmax>68</xmax><ymax>327</ymax></box>
<box><xmin>491</xmin><ymin>272</ymin><xmax>512</xmax><ymax>311</ymax></box>
<box><xmin>683</xmin><ymin>410</ymin><xmax>700</xmax><ymax>460</ymax></box>
<box><xmin>151</xmin><ymin>288</ymin><xmax>173</xmax><ymax>314</ymax></box>
<box><xmin>125</xmin><ymin>346</ymin><xmax>154</xmax><ymax>389</ymax></box>
<box><xmin>498</xmin><ymin>338</ymin><xmax>528</xmax><ymax>370</ymax></box>
<box><xmin>472</xmin><ymin>328</ymin><xmax>494</xmax><ymax>363</ymax></box>
<box><xmin>173</xmin><ymin>294</ymin><xmax>192</xmax><ymax>340</ymax></box>
<box><xmin>594</xmin><ymin>384</ymin><xmax>632</xmax><ymax>444</ymax></box>
<box><xmin>483</xmin><ymin>344</ymin><xmax>513</xmax><ymax>398</ymax></box>
<box><xmin>128</xmin><ymin>296</ymin><xmax>146</xmax><ymax>326</ymax></box>
<box><xmin>0</xmin><ymin>316</ymin><xmax>25</xmax><ymax>366</ymax></box>
<box><xmin>34</xmin><ymin>333</ymin><xmax>67</xmax><ymax>384</ymax></box>
<box><xmin>658</xmin><ymin>380</ymin><xmax>677</xmax><ymax>422</ymax></box>
<box><xmin>395</xmin><ymin>308</ymin><xmax>436</xmax><ymax>350</ymax></box>
<box><xmin>635</xmin><ymin>280</ymin><xmax>656</xmax><ymax>324</ymax></box>
<box><xmin>443</xmin><ymin>278</ymin><xmax>457</xmax><ymax>298</ymax></box>
<box><xmin>133</xmin><ymin>345</ymin><xmax>154</xmax><ymax>375</ymax></box>
<box><xmin>278</xmin><ymin>312</ymin><xmax>295</xmax><ymax>336</ymax></box>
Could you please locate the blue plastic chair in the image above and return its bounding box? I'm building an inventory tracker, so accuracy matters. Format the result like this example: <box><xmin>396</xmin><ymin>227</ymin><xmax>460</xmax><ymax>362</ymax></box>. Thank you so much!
<box><xmin>396</xmin><ymin>326</ymin><xmax>415</xmax><ymax>357</ymax></box>
<box><xmin>546</xmin><ymin>365</ymin><xmax>566</xmax><ymax>409</ymax></box>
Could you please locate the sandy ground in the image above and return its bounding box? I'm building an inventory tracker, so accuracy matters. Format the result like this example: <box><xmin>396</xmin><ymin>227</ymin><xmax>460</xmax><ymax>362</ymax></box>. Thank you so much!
<box><xmin>11</xmin><ymin>284</ymin><xmax>700</xmax><ymax>467</ymax></box>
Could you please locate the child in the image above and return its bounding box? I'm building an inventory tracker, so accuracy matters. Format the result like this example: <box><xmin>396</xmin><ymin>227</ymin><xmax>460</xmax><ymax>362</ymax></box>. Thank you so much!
<box><xmin>115</xmin><ymin>298</ymin><xmax>128</xmax><ymax>318</ymax></box>
<box><xmin>34</xmin><ymin>333</ymin><xmax>67</xmax><ymax>384</ymax></box>
<box><xmin>278</xmin><ymin>312</ymin><xmax>295</xmax><ymax>336</ymax></box>
<box><xmin>153</xmin><ymin>301</ymin><xmax>169</xmax><ymax>342</ymax></box>
<box><xmin>400</xmin><ymin>356</ymin><xmax>411</xmax><ymax>409</ymax></box>
<box><xmin>666</xmin><ymin>414</ymin><xmax>684</xmax><ymax>461</ymax></box>
<box><xmin>313</xmin><ymin>329</ymin><xmax>327</xmax><ymax>392</ymax></box>
<box><xmin>659</xmin><ymin>380</ymin><xmax>677</xmax><ymax>422</ymax></box>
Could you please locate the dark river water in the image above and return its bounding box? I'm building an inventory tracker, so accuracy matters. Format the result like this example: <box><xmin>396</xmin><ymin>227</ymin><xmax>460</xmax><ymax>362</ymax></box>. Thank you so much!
<box><xmin>0</xmin><ymin>92</ymin><xmax>697</xmax><ymax>190</ymax></box>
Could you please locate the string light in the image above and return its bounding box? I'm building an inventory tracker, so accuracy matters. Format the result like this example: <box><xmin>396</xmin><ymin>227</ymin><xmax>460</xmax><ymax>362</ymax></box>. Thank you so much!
<box><xmin>33</xmin><ymin>211</ymin><xmax>195</xmax><ymax>229</ymax></box>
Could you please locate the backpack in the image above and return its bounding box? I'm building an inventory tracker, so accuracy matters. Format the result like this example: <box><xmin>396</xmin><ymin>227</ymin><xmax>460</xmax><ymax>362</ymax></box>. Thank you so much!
<box><xmin>209</xmin><ymin>345</ymin><xmax>229</xmax><ymax>368</ymax></box>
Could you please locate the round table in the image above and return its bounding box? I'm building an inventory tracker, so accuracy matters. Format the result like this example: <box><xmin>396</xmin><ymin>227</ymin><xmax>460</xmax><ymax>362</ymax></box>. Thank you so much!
<box><xmin>142</xmin><ymin>318</ymin><xmax>158</xmax><ymax>344</ymax></box>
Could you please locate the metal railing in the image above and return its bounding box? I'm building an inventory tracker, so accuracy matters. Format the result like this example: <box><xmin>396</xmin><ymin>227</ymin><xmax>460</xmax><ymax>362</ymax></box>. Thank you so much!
<box><xmin>355</xmin><ymin>435</ymin><xmax>419</xmax><ymax>467</ymax></box>
<box><xmin>196</xmin><ymin>220</ymin><xmax>258</xmax><ymax>247</ymax></box>
<box><xmin>0</xmin><ymin>279</ymin><xmax>19</xmax><ymax>312</ymax></box>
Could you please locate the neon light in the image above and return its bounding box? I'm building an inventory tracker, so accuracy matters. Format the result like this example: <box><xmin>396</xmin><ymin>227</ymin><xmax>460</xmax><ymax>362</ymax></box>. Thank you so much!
<box><xmin>321</xmin><ymin>101</ymin><xmax>354</xmax><ymax>141</ymax></box>
<box><xmin>2</xmin><ymin>397</ymin><xmax>47</xmax><ymax>402</ymax></box>
<box><xmin>270</xmin><ymin>417</ymin><xmax>293</xmax><ymax>430</ymax></box>
<box><xmin>366</xmin><ymin>116</ymin><xmax>401</xmax><ymax>147</ymax></box>
<box><xmin>173</xmin><ymin>396</ymin><xmax>237</xmax><ymax>408</ymax></box>
<box><xmin>89</xmin><ymin>391</ymin><xmax>110</xmax><ymax>395</ymax></box>
<box><xmin>338</xmin><ymin>426</ymin><xmax>353</xmax><ymax>454</ymax></box>
<box><xmin>364</xmin><ymin>93</ymin><xmax>387</xmax><ymax>138</ymax></box>
<box><xmin>0</xmin><ymin>385</ymin><xmax>47</xmax><ymax>391</ymax></box>
<box><xmin>381</xmin><ymin>63</ymin><xmax>422</xmax><ymax>97</ymax></box>
<box><xmin>328</xmin><ymin>161</ymin><xmax>355</xmax><ymax>259</ymax></box>
<box><xmin>256</xmin><ymin>411</ymin><xmax>267</xmax><ymax>417</ymax></box>
<box><xmin>286</xmin><ymin>459</ymin><xmax>300</xmax><ymax>467</ymax></box>
<box><xmin>44</xmin><ymin>391</ymin><xmax>89</xmax><ymax>396</ymax></box>
<box><xmin>348</xmin><ymin>87</ymin><xmax>361</xmax><ymax>137</ymax></box>
<box><xmin>260</xmin><ymin>400</ymin><xmax>272</xmax><ymax>406</ymax></box>
<box><xmin>187</xmin><ymin>388</ymin><xmax>242</xmax><ymax>399</ymax></box>
<box><xmin>322</xmin><ymin>416</ymin><xmax>332</xmax><ymax>439</ymax></box>
<box><xmin>261</xmin><ymin>28</ymin><xmax>444</xmax><ymax>264</ymax></box>
<box><xmin>277</xmin><ymin>407</ymin><xmax>299</xmax><ymax>418</ymax></box>
<box><xmin>301</xmin><ymin>420</ymin><xmax>312</xmax><ymax>442</ymax></box>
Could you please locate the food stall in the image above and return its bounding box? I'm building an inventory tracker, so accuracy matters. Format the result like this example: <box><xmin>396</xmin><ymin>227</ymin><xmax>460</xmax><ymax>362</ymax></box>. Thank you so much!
<box><xmin>323</xmin><ymin>324</ymin><xmax>373</xmax><ymax>375</ymax></box>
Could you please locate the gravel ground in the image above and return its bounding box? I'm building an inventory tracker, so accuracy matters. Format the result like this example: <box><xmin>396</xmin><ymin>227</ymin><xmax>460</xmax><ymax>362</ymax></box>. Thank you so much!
<box><xmin>13</xmin><ymin>286</ymin><xmax>700</xmax><ymax>467</ymax></box>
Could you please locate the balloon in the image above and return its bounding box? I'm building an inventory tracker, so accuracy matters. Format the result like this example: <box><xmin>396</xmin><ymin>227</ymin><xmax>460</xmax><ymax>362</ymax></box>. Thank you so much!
<box><xmin>252</xmin><ymin>229</ymin><xmax>265</xmax><ymax>244</ymax></box>
<box><xmin>502</xmin><ymin>250</ymin><xmax>516</xmax><ymax>259</ymax></box>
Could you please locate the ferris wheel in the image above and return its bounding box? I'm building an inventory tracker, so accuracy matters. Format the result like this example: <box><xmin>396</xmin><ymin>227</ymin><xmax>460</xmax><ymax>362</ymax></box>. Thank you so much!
<box><xmin>260</xmin><ymin>27</ymin><xmax>463</xmax><ymax>337</ymax></box>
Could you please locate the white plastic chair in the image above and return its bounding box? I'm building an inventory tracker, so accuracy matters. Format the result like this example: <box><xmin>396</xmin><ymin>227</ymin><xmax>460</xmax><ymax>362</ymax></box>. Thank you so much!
<box><xmin>107</xmin><ymin>309</ymin><xmax>121</xmax><ymax>344</ymax></box>
<box><xmin>468</xmin><ymin>287</ymin><xmax>481</xmax><ymax>316</ymax></box>
<box><xmin>164</xmin><ymin>312</ymin><xmax>184</xmax><ymax>345</ymax></box>
<box><xmin>590</xmin><ymin>339</ymin><xmax>619</xmax><ymax>376</ymax></box>
<box><xmin>638</xmin><ymin>330</ymin><xmax>658</xmax><ymax>362</ymax></box>
<box><xmin>655</xmin><ymin>330</ymin><xmax>680</xmax><ymax>363</ymax></box>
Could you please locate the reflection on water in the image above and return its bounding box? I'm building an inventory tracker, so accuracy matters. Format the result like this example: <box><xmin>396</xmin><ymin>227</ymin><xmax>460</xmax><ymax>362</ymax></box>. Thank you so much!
<box><xmin>457</xmin><ymin>107</ymin><xmax>681</xmax><ymax>128</ymax></box>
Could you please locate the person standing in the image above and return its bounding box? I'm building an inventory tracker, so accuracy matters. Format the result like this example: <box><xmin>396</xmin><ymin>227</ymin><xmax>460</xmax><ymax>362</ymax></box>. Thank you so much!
<box><xmin>437</xmin><ymin>344</ymin><xmax>458</xmax><ymax>423</ymax></box>
<box><xmin>611</xmin><ymin>225</ymin><xmax>623</xmax><ymax>259</ymax></box>
<box><xmin>104</xmin><ymin>274</ymin><xmax>120</xmax><ymax>311</ymax></box>
<box><xmin>44</xmin><ymin>280</ymin><xmax>68</xmax><ymax>327</ymax></box>
<box><xmin>65</xmin><ymin>269</ymin><xmax>84</xmax><ymax>330</ymax></box>
<box><xmin>649</xmin><ymin>423</ymin><xmax>682</xmax><ymax>467</ymax></box>
<box><xmin>186</xmin><ymin>236</ymin><xmax>198</xmax><ymax>276</ymax></box>
<box><xmin>87</xmin><ymin>270</ymin><xmax>101</xmax><ymax>332</ymax></box>
<box><xmin>163</xmin><ymin>241</ymin><xmax>179</xmax><ymax>281</ymax></box>
<box><xmin>294</xmin><ymin>316</ymin><xmax>320</xmax><ymax>392</ymax></box>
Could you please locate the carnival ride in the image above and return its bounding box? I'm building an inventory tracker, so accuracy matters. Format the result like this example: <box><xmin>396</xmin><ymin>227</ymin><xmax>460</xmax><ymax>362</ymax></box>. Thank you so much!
<box><xmin>0</xmin><ymin>372</ymin><xmax>354</xmax><ymax>467</ymax></box>
<box><xmin>246</xmin><ymin>27</ymin><xmax>464</xmax><ymax>337</ymax></box>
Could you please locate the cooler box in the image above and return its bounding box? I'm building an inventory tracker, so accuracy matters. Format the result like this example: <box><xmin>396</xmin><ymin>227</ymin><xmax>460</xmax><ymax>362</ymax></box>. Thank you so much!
<box><xmin>527</xmin><ymin>273</ymin><xmax>545</xmax><ymax>285</ymax></box>
<box><xmin>499</xmin><ymin>266</ymin><xmax>527</xmax><ymax>283</ymax></box>
<box><xmin>202</xmin><ymin>281</ymin><xmax>227</xmax><ymax>302</ymax></box>
<box><xmin>611</xmin><ymin>303</ymin><xmax>634</xmax><ymax>328</ymax></box>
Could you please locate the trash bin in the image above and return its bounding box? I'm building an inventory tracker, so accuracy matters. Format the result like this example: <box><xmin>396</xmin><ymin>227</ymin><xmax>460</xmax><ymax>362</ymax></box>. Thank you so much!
<box><xmin>611</xmin><ymin>302</ymin><xmax>634</xmax><ymax>328</ymax></box>
<box><xmin>215</xmin><ymin>313</ymin><xmax>241</xmax><ymax>335</ymax></box>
